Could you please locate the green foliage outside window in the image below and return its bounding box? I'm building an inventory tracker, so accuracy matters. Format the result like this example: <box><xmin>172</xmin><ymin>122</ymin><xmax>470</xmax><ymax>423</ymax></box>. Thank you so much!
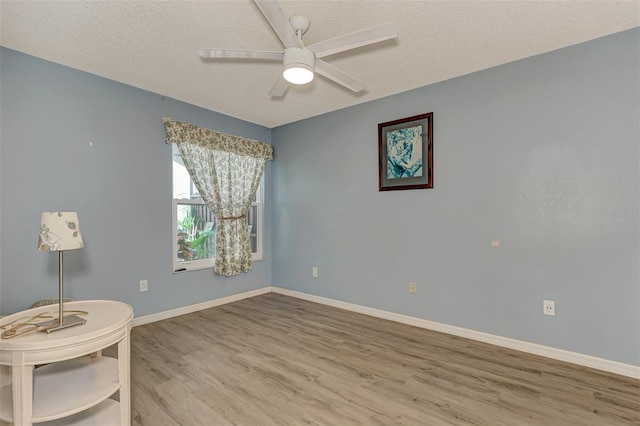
<box><xmin>176</xmin><ymin>207</ymin><xmax>215</xmax><ymax>261</ymax></box>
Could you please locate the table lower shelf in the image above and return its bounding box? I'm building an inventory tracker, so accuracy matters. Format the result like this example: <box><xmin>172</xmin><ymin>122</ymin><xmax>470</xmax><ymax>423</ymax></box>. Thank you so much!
<box><xmin>0</xmin><ymin>356</ymin><xmax>120</xmax><ymax>423</ymax></box>
<box><xmin>40</xmin><ymin>399</ymin><xmax>121</xmax><ymax>426</ymax></box>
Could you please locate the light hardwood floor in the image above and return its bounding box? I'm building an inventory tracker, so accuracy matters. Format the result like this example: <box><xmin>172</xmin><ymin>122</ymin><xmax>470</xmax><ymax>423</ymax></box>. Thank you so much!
<box><xmin>127</xmin><ymin>293</ymin><xmax>639</xmax><ymax>425</ymax></box>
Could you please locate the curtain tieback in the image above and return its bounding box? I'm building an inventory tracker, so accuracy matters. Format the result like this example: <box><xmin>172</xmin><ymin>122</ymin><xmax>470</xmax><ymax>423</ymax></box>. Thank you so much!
<box><xmin>218</xmin><ymin>215</ymin><xmax>247</xmax><ymax>220</ymax></box>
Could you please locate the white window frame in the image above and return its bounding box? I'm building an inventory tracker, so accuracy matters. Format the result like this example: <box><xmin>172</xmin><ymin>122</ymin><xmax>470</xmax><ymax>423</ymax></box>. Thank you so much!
<box><xmin>172</xmin><ymin>178</ymin><xmax>264</xmax><ymax>273</ymax></box>
<box><xmin>251</xmin><ymin>182</ymin><xmax>264</xmax><ymax>261</ymax></box>
<box><xmin>172</xmin><ymin>198</ymin><xmax>215</xmax><ymax>272</ymax></box>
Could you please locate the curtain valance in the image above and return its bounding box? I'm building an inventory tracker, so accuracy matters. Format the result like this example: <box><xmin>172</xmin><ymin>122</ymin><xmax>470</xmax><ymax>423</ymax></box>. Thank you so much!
<box><xmin>163</xmin><ymin>117</ymin><xmax>273</xmax><ymax>160</ymax></box>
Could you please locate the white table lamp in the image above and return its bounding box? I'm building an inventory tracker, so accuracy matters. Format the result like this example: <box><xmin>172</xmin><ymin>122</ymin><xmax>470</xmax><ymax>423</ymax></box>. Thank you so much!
<box><xmin>37</xmin><ymin>211</ymin><xmax>86</xmax><ymax>332</ymax></box>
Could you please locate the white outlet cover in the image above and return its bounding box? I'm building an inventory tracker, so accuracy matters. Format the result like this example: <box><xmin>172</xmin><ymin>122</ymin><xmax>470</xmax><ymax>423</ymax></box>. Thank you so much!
<box><xmin>543</xmin><ymin>300</ymin><xmax>555</xmax><ymax>316</ymax></box>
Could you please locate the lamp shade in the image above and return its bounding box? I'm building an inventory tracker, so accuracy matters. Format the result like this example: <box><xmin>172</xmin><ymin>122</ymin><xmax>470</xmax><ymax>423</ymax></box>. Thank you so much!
<box><xmin>38</xmin><ymin>212</ymin><xmax>84</xmax><ymax>251</ymax></box>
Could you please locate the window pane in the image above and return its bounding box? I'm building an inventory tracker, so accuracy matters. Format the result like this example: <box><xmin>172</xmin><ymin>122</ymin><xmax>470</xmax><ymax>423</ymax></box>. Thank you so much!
<box><xmin>176</xmin><ymin>202</ymin><xmax>216</xmax><ymax>262</ymax></box>
<box><xmin>173</xmin><ymin>144</ymin><xmax>200</xmax><ymax>199</ymax></box>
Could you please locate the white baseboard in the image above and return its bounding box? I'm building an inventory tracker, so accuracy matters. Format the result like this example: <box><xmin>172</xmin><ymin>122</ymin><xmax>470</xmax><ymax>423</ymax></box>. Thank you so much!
<box><xmin>132</xmin><ymin>286</ymin><xmax>271</xmax><ymax>327</ymax></box>
<box><xmin>271</xmin><ymin>286</ymin><xmax>640</xmax><ymax>380</ymax></box>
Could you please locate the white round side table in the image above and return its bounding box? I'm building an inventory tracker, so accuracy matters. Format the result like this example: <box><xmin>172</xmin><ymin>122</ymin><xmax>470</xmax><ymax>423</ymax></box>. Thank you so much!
<box><xmin>0</xmin><ymin>300</ymin><xmax>133</xmax><ymax>425</ymax></box>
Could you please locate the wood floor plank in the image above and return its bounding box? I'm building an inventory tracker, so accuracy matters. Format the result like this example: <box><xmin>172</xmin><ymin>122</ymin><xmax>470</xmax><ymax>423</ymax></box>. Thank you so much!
<box><xmin>128</xmin><ymin>293</ymin><xmax>640</xmax><ymax>425</ymax></box>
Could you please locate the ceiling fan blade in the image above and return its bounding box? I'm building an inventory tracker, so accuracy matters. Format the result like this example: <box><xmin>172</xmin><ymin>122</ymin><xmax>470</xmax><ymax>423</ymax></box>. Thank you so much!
<box><xmin>269</xmin><ymin>75</ymin><xmax>289</xmax><ymax>97</ymax></box>
<box><xmin>315</xmin><ymin>59</ymin><xmax>366</xmax><ymax>93</ymax></box>
<box><xmin>198</xmin><ymin>49</ymin><xmax>282</xmax><ymax>61</ymax></box>
<box><xmin>254</xmin><ymin>0</ymin><xmax>301</xmax><ymax>48</ymax></box>
<box><xmin>308</xmin><ymin>22</ymin><xmax>397</xmax><ymax>59</ymax></box>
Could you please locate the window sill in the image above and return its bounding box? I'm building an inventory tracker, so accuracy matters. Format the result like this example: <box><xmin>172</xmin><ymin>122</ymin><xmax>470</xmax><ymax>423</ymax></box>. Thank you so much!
<box><xmin>173</xmin><ymin>256</ymin><xmax>264</xmax><ymax>273</ymax></box>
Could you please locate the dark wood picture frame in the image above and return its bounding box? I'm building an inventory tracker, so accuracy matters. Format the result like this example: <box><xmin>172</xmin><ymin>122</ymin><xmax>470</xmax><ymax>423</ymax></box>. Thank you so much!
<box><xmin>378</xmin><ymin>112</ymin><xmax>433</xmax><ymax>191</ymax></box>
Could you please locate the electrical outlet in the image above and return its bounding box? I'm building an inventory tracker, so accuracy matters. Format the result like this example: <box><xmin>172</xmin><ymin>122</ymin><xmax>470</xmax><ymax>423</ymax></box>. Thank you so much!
<box><xmin>140</xmin><ymin>280</ymin><xmax>148</xmax><ymax>292</ymax></box>
<box><xmin>409</xmin><ymin>282</ymin><xmax>417</xmax><ymax>294</ymax></box>
<box><xmin>543</xmin><ymin>300</ymin><xmax>555</xmax><ymax>316</ymax></box>
<box><xmin>312</xmin><ymin>267</ymin><xmax>318</xmax><ymax>278</ymax></box>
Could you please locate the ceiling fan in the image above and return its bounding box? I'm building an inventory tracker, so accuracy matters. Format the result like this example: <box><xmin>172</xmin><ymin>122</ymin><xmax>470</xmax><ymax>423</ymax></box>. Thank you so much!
<box><xmin>197</xmin><ymin>0</ymin><xmax>398</xmax><ymax>97</ymax></box>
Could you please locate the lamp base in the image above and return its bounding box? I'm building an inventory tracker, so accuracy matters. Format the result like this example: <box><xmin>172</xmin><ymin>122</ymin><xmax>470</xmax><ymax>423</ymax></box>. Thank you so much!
<box><xmin>37</xmin><ymin>315</ymin><xmax>87</xmax><ymax>333</ymax></box>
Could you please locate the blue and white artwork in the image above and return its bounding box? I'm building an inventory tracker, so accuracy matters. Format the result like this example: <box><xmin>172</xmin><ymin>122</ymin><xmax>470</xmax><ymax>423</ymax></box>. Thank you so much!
<box><xmin>386</xmin><ymin>125</ymin><xmax>423</xmax><ymax>179</ymax></box>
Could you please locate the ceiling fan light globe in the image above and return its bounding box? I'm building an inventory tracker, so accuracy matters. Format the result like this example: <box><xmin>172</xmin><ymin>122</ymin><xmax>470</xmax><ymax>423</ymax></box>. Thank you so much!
<box><xmin>284</xmin><ymin>66</ymin><xmax>314</xmax><ymax>85</ymax></box>
<box><xmin>283</xmin><ymin>47</ymin><xmax>315</xmax><ymax>85</ymax></box>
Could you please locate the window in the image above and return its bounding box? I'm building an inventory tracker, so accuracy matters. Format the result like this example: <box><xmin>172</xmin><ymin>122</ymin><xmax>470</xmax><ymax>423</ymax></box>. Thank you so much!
<box><xmin>172</xmin><ymin>145</ymin><xmax>263</xmax><ymax>272</ymax></box>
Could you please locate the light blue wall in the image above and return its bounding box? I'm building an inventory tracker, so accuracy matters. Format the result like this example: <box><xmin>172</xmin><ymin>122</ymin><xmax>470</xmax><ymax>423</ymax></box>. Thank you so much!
<box><xmin>272</xmin><ymin>29</ymin><xmax>640</xmax><ymax>366</ymax></box>
<box><xmin>0</xmin><ymin>47</ymin><xmax>272</xmax><ymax>317</ymax></box>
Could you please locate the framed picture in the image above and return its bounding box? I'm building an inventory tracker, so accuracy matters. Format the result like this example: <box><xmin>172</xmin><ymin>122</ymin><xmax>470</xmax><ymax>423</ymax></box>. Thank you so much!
<box><xmin>378</xmin><ymin>112</ymin><xmax>433</xmax><ymax>191</ymax></box>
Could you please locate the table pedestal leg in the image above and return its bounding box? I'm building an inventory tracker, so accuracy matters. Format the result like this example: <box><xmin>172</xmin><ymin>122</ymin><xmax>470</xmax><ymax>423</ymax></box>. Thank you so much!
<box><xmin>118</xmin><ymin>326</ymin><xmax>131</xmax><ymax>425</ymax></box>
<box><xmin>12</xmin><ymin>361</ymin><xmax>33</xmax><ymax>426</ymax></box>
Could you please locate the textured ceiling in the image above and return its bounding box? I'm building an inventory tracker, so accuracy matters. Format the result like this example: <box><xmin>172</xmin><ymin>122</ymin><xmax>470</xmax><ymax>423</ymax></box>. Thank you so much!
<box><xmin>1</xmin><ymin>1</ymin><xmax>638</xmax><ymax>128</ymax></box>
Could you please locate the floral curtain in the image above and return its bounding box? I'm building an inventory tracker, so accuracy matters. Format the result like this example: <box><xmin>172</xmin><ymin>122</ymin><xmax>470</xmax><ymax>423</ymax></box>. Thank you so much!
<box><xmin>163</xmin><ymin>117</ymin><xmax>273</xmax><ymax>276</ymax></box>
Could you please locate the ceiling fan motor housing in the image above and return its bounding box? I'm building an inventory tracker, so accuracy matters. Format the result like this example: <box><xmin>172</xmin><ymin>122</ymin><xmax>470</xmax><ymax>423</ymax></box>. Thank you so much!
<box><xmin>283</xmin><ymin>47</ymin><xmax>315</xmax><ymax>84</ymax></box>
